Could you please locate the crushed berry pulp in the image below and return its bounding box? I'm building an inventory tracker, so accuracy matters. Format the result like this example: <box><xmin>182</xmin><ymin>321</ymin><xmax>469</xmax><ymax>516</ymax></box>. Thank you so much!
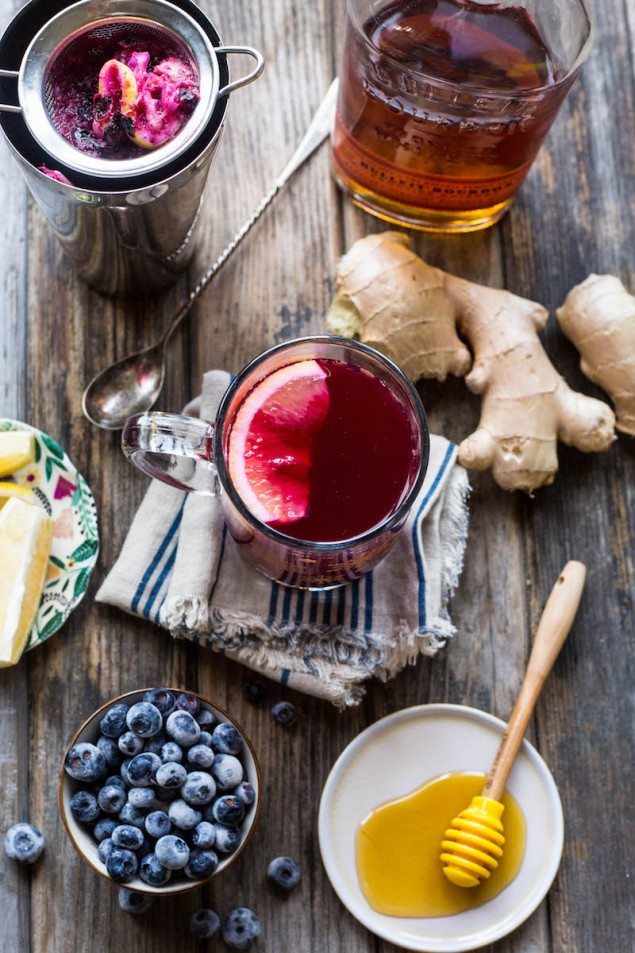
<box><xmin>45</xmin><ymin>23</ymin><xmax>200</xmax><ymax>160</ymax></box>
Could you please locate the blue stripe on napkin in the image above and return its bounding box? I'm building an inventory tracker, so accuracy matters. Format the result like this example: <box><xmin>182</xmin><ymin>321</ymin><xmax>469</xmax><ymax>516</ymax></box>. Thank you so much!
<box><xmin>413</xmin><ymin>442</ymin><xmax>456</xmax><ymax>628</ymax></box>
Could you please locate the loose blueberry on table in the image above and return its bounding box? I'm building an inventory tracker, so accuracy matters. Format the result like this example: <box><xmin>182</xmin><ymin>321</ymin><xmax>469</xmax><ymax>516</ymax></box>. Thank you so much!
<box><xmin>63</xmin><ymin>689</ymin><xmax>255</xmax><ymax>888</ymax></box>
<box><xmin>271</xmin><ymin>701</ymin><xmax>297</xmax><ymax>727</ymax></box>
<box><xmin>222</xmin><ymin>907</ymin><xmax>261</xmax><ymax>950</ymax></box>
<box><xmin>268</xmin><ymin>855</ymin><xmax>301</xmax><ymax>892</ymax></box>
<box><xmin>4</xmin><ymin>823</ymin><xmax>44</xmax><ymax>864</ymax></box>
<box><xmin>189</xmin><ymin>908</ymin><xmax>221</xmax><ymax>939</ymax></box>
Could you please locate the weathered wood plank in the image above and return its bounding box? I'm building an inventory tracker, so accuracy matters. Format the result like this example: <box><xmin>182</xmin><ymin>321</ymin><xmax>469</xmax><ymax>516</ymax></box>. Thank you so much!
<box><xmin>0</xmin><ymin>2</ymin><xmax>30</xmax><ymax>950</ymax></box>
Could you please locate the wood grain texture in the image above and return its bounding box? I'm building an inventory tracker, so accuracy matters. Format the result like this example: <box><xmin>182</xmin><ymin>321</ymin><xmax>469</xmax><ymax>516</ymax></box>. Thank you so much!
<box><xmin>0</xmin><ymin>0</ymin><xmax>633</xmax><ymax>951</ymax></box>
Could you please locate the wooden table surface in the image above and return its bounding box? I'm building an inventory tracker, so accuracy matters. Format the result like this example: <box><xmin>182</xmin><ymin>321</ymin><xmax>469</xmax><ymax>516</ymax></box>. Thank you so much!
<box><xmin>1</xmin><ymin>0</ymin><xmax>633</xmax><ymax>950</ymax></box>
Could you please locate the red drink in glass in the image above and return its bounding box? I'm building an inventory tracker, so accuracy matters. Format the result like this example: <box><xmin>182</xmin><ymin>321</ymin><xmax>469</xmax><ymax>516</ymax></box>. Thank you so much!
<box><xmin>123</xmin><ymin>337</ymin><xmax>429</xmax><ymax>590</ymax></box>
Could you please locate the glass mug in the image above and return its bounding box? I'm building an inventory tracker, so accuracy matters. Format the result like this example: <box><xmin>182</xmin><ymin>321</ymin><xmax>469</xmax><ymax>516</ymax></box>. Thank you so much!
<box><xmin>122</xmin><ymin>336</ymin><xmax>430</xmax><ymax>590</ymax></box>
<box><xmin>331</xmin><ymin>0</ymin><xmax>594</xmax><ymax>232</ymax></box>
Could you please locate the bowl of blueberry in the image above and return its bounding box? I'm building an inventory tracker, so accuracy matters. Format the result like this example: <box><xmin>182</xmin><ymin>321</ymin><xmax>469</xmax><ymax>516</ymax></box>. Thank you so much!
<box><xmin>59</xmin><ymin>687</ymin><xmax>260</xmax><ymax>895</ymax></box>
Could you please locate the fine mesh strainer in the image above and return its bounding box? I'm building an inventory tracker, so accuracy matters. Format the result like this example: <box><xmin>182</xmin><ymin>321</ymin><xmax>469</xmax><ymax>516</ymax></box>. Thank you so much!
<box><xmin>0</xmin><ymin>0</ymin><xmax>263</xmax><ymax>179</ymax></box>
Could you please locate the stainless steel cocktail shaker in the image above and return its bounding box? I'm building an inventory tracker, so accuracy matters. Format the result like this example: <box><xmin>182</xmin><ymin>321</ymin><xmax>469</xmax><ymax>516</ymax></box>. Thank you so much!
<box><xmin>0</xmin><ymin>0</ymin><xmax>263</xmax><ymax>297</ymax></box>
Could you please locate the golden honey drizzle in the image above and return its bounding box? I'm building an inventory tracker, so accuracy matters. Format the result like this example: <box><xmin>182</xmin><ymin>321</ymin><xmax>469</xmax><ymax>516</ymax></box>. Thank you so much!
<box><xmin>356</xmin><ymin>772</ymin><xmax>526</xmax><ymax>918</ymax></box>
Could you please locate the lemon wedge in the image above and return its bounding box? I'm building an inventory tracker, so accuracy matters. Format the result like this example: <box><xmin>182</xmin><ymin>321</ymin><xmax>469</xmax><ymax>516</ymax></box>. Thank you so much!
<box><xmin>0</xmin><ymin>431</ymin><xmax>35</xmax><ymax>477</ymax></box>
<box><xmin>0</xmin><ymin>497</ymin><xmax>52</xmax><ymax>667</ymax></box>
<box><xmin>0</xmin><ymin>482</ymin><xmax>37</xmax><ymax>508</ymax></box>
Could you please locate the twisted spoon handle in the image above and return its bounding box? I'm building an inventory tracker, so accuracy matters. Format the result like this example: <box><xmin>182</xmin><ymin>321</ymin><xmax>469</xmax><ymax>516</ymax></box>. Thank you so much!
<box><xmin>483</xmin><ymin>561</ymin><xmax>587</xmax><ymax>802</ymax></box>
<box><xmin>163</xmin><ymin>78</ymin><xmax>339</xmax><ymax>346</ymax></box>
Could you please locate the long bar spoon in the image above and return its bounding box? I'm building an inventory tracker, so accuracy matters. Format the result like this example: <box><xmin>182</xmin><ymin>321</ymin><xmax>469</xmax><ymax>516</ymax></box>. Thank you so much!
<box><xmin>82</xmin><ymin>79</ymin><xmax>338</xmax><ymax>430</ymax></box>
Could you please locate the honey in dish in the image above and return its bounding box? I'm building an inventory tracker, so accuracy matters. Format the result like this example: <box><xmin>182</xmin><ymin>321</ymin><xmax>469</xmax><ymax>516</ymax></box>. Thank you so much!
<box><xmin>356</xmin><ymin>772</ymin><xmax>526</xmax><ymax>917</ymax></box>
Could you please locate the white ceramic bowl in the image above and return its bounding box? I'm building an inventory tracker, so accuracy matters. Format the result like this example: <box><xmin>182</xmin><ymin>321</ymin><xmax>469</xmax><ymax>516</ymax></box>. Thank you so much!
<box><xmin>59</xmin><ymin>687</ymin><xmax>261</xmax><ymax>895</ymax></box>
<box><xmin>319</xmin><ymin>704</ymin><xmax>563</xmax><ymax>953</ymax></box>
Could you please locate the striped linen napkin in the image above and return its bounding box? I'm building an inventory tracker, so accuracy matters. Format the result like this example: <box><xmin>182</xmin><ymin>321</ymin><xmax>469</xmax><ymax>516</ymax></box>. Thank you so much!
<box><xmin>97</xmin><ymin>371</ymin><xmax>470</xmax><ymax>707</ymax></box>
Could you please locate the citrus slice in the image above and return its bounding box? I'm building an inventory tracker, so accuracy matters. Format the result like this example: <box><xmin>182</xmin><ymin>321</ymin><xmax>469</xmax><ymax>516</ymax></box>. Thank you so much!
<box><xmin>93</xmin><ymin>59</ymin><xmax>137</xmax><ymax>139</ymax></box>
<box><xmin>0</xmin><ymin>431</ymin><xmax>35</xmax><ymax>477</ymax></box>
<box><xmin>0</xmin><ymin>482</ymin><xmax>37</xmax><ymax>509</ymax></box>
<box><xmin>227</xmin><ymin>360</ymin><xmax>330</xmax><ymax>525</ymax></box>
<box><xmin>0</xmin><ymin>497</ymin><xmax>53</xmax><ymax>667</ymax></box>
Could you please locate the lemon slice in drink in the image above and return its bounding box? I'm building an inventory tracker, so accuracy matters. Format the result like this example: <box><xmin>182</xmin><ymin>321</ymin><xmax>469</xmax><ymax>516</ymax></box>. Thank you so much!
<box><xmin>226</xmin><ymin>360</ymin><xmax>329</xmax><ymax>525</ymax></box>
<box><xmin>0</xmin><ymin>482</ymin><xmax>37</xmax><ymax>508</ymax></box>
<box><xmin>0</xmin><ymin>497</ymin><xmax>53</xmax><ymax>667</ymax></box>
<box><xmin>0</xmin><ymin>431</ymin><xmax>35</xmax><ymax>476</ymax></box>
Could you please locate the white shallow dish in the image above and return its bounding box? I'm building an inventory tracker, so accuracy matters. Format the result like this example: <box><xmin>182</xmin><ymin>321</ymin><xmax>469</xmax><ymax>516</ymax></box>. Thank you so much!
<box><xmin>318</xmin><ymin>704</ymin><xmax>563</xmax><ymax>953</ymax></box>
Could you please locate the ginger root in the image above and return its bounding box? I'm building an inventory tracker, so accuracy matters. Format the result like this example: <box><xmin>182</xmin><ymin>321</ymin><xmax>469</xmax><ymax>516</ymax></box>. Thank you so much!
<box><xmin>327</xmin><ymin>232</ymin><xmax>616</xmax><ymax>493</ymax></box>
<box><xmin>557</xmin><ymin>274</ymin><xmax>635</xmax><ymax>436</ymax></box>
<box><xmin>326</xmin><ymin>232</ymin><xmax>472</xmax><ymax>382</ymax></box>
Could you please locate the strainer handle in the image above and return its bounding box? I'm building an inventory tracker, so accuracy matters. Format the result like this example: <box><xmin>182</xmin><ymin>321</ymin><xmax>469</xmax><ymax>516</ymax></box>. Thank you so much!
<box><xmin>217</xmin><ymin>46</ymin><xmax>265</xmax><ymax>98</ymax></box>
<box><xmin>0</xmin><ymin>69</ymin><xmax>20</xmax><ymax>114</ymax></box>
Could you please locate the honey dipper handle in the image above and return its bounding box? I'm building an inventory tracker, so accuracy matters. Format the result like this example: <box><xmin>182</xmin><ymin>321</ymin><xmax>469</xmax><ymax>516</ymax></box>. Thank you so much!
<box><xmin>483</xmin><ymin>561</ymin><xmax>586</xmax><ymax>802</ymax></box>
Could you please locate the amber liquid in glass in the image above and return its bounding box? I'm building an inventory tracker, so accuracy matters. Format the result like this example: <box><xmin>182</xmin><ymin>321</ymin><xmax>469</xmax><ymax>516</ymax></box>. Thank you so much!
<box><xmin>332</xmin><ymin>0</ymin><xmax>575</xmax><ymax>231</ymax></box>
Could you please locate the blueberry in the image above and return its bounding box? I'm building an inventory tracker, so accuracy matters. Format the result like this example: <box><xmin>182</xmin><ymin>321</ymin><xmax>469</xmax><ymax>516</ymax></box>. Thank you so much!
<box><xmin>175</xmin><ymin>692</ymin><xmax>200</xmax><ymax>716</ymax></box>
<box><xmin>104</xmin><ymin>775</ymin><xmax>126</xmax><ymax>792</ymax></box>
<box><xmin>145</xmin><ymin>811</ymin><xmax>171</xmax><ymax>839</ymax></box>
<box><xmin>98</xmin><ymin>837</ymin><xmax>115</xmax><ymax>863</ymax></box>
<box><xmin>143</xmin><ymin>733</ymin><xmax>168</xmax><ymax>755</ymax></box>
<box><xmin>185</xmin><ymin>848</ymin><xmax>219</xmax><ymax>879</ymax></box>
<box><xmin>166</xmin><ymin>710</ymin><xmax>200</xmax><ymax>748</ymax></box>
<box><xmin>65</xmin><ymin>742</ymin><xmax>106</xmax><ymax>783</ymax></box>
<box><xmin>118</xmin><ymin>888</ymin><xmax>153</xmax><ymax>914</ymax></box>
<box><xmin>168</xmin><ymin>799</ymin><xmax>202</xmax><ymax>830</ymax></box>
<box><xmin>212</xmin><ymin>823</ymin><xmax>241</xmax><ymax>854</ymax></box>
<box><xmin>267</xmin><ymin>855</ymin><xmax>301</xmax><ymax>891</ymax></box>
<box><xmin>189</xmin><ymin>908</ymin><xmax>220</xmax><ymax>939</ymax></box>
<box><xmin>211</xmin><ymin>722</ymin><xmax>243</xmax><ymax>755</ymax></box>
<box><xmin>187</xmin><ymin>744</ymin><xmax>214</xmax><ymax>769</ymax></box>
<box><xmin>127</xmin><ymin>752</ymin><xmax>161</xmax><ymax>786</ymax></box>
<box><xmin>96</xmin><ymin>735</ymin><xmax>121</xmax><ymax>768</ymax></box>
<box><xmin>139</xmin><ymin>852</ymin><xmax>171</xmax><ymax>886</ymax></box>
<box><xmin>126</xmin><ymin>702</ymin><xmax>162</xmax><ymax>738</ymax></box>
<box><xmin>271</xmin><ymin>701</ymin><xmax>296</xmax><ymax>727</ymax></box>
<box><xmin>112</xmin><ymin>825</ymin><xmax>145</xmax><ymax>851</ymax></box>
<box><xmin>120</xmin><ymin>759</ymin><xmax>133</xmax><ymax>786</ymax></box>
<box><xmin>181</xmin><ymin>771</ymin><xmax>216</xmax><ymax>806</ymax></box>
<box><xmin>243</xmin><ymin>677</ymin><xmax>269</xmax><ymax>705</ymax></box>
<box><xmin>118</xmin><ymin>732</ymin><xmax>144</xmax><ymax>757</ymax></box>
<box><xmin>94</xmin><ymin>817</ymin><xmax>118</xmax><ymax>842</ymax></box>
<box><xmin>211</xmin><ymin>754</ymin><xmax>243</xmax><ymax>791</ymax></box>
<box><xmin>143</xmin><ymin>687</ymin><xmax>176</xmax><ymax>716</ymax></box>
<box><xmin>106</xmin><ymin>848</ymin><xmax>138</xmax><ymax>883</ymax></box>
<box><xmin>70</xmin><ymin>790</ymin><xmax>100</xmax><ymax>823</ymax></box>
<box><xmin>154</xmin><ymin>834</ymin><xmax>189</xmax><ymax>870</ymax></box>
<box><xmin>100</xmin><ymin>703</ymin><xmax>130</xmax><ymax>738</ymax></box>
<box><xmin>155</xmin><ymin>761</ymin><xmax>187</xmax><ymax>789</ymax></box>
<box><xmin>234</xmin><ymin>782</ymin><xmax>256</xmax><ymax>807</ymax></box>
<box><xmin>118</xmin><ymin>803</ymin><xmax>146</xmax><ymax>830</ymax></box>
<box><xmin>127</xmin><ymin>787</ymin><xmax>160</xmax><ymax>811</ymax></box>
<box><xmin>196</xmin><ymin>708</ymin><xmax>216</xmax><ymax>728</ymax></box>
<box><xmin>190</xmin><ymin>823</ymin><xmax>213</xmax><ymax>852</ymax></box>
<box><xmin>98</xmin><ymin>784</ymin><xmax>126</xmax><ymax>815</ymax></box>
<box><xmin>198</xmin><ymin>731</ymin><xmax>213</xmax><ymax>747</ymax></box>
<box><xmin>222</xmin><ymin>908</ymin><xmax>261</xmax><ymax>950</ymax></box>
<box><xmin>212</xmin><ymin>795</ymin><xmax>245</xmax><ymax>827</ymax></box>
<box><xmin>159</xmin><ymin>741</ymin><xmax>183</xmax><ymax>764</ymax></box>
<box><xmin>3</xmin><ymin>823</ymin><xmax>44</xmax><ymax>864</ymax></box>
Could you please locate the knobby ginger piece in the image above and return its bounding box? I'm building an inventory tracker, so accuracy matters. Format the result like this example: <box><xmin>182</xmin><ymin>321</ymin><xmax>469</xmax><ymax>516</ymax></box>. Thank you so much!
<box><xmin>327</xmin><ymin>232</ymin><xmax>472</xmax><ymax>382</ymax></box>
<box><xmin>557</xmin><ymin>274</ymin><xmax>635</xmax><ymax>436</ymax></box>
<box><xmin>327</xmin><ymin>232</ymin><xmax>616</xmax><ymax>493</ymax></box>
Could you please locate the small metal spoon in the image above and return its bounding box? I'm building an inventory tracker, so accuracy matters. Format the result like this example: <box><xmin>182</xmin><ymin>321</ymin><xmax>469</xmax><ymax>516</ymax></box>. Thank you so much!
<box><xmin>82</xmin><ymin>79</ymin><xmax>338</xmax><ymax>430</ymax></box>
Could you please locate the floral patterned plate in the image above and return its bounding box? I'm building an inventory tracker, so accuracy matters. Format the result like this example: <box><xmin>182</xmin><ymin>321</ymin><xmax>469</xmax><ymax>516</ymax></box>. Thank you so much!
<box><xmin>0</xmin><ymin>419</ymin><xmax>99</xmax><ymax>651</ymax></box>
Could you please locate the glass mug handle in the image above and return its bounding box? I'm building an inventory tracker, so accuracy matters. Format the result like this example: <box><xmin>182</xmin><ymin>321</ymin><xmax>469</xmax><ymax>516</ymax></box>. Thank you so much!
<box><xmin>122</xmin><ymin>412</ymin><xmax>219</xmax><ymax>496</ymax></box>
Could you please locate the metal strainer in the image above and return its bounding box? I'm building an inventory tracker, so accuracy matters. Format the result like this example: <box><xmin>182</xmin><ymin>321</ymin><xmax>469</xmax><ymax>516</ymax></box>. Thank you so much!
<box><xmin>0</xmin><ymin>0</ymin><xmax>263</xmax><ymax>179</ymax></box>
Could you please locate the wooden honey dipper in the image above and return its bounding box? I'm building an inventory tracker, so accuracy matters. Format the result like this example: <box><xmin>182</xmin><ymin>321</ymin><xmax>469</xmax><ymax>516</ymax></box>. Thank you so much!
<box><xmin>440</xmin><ymin>561</ymin><xmax>587</xmax><ymax>888</ymax></box>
